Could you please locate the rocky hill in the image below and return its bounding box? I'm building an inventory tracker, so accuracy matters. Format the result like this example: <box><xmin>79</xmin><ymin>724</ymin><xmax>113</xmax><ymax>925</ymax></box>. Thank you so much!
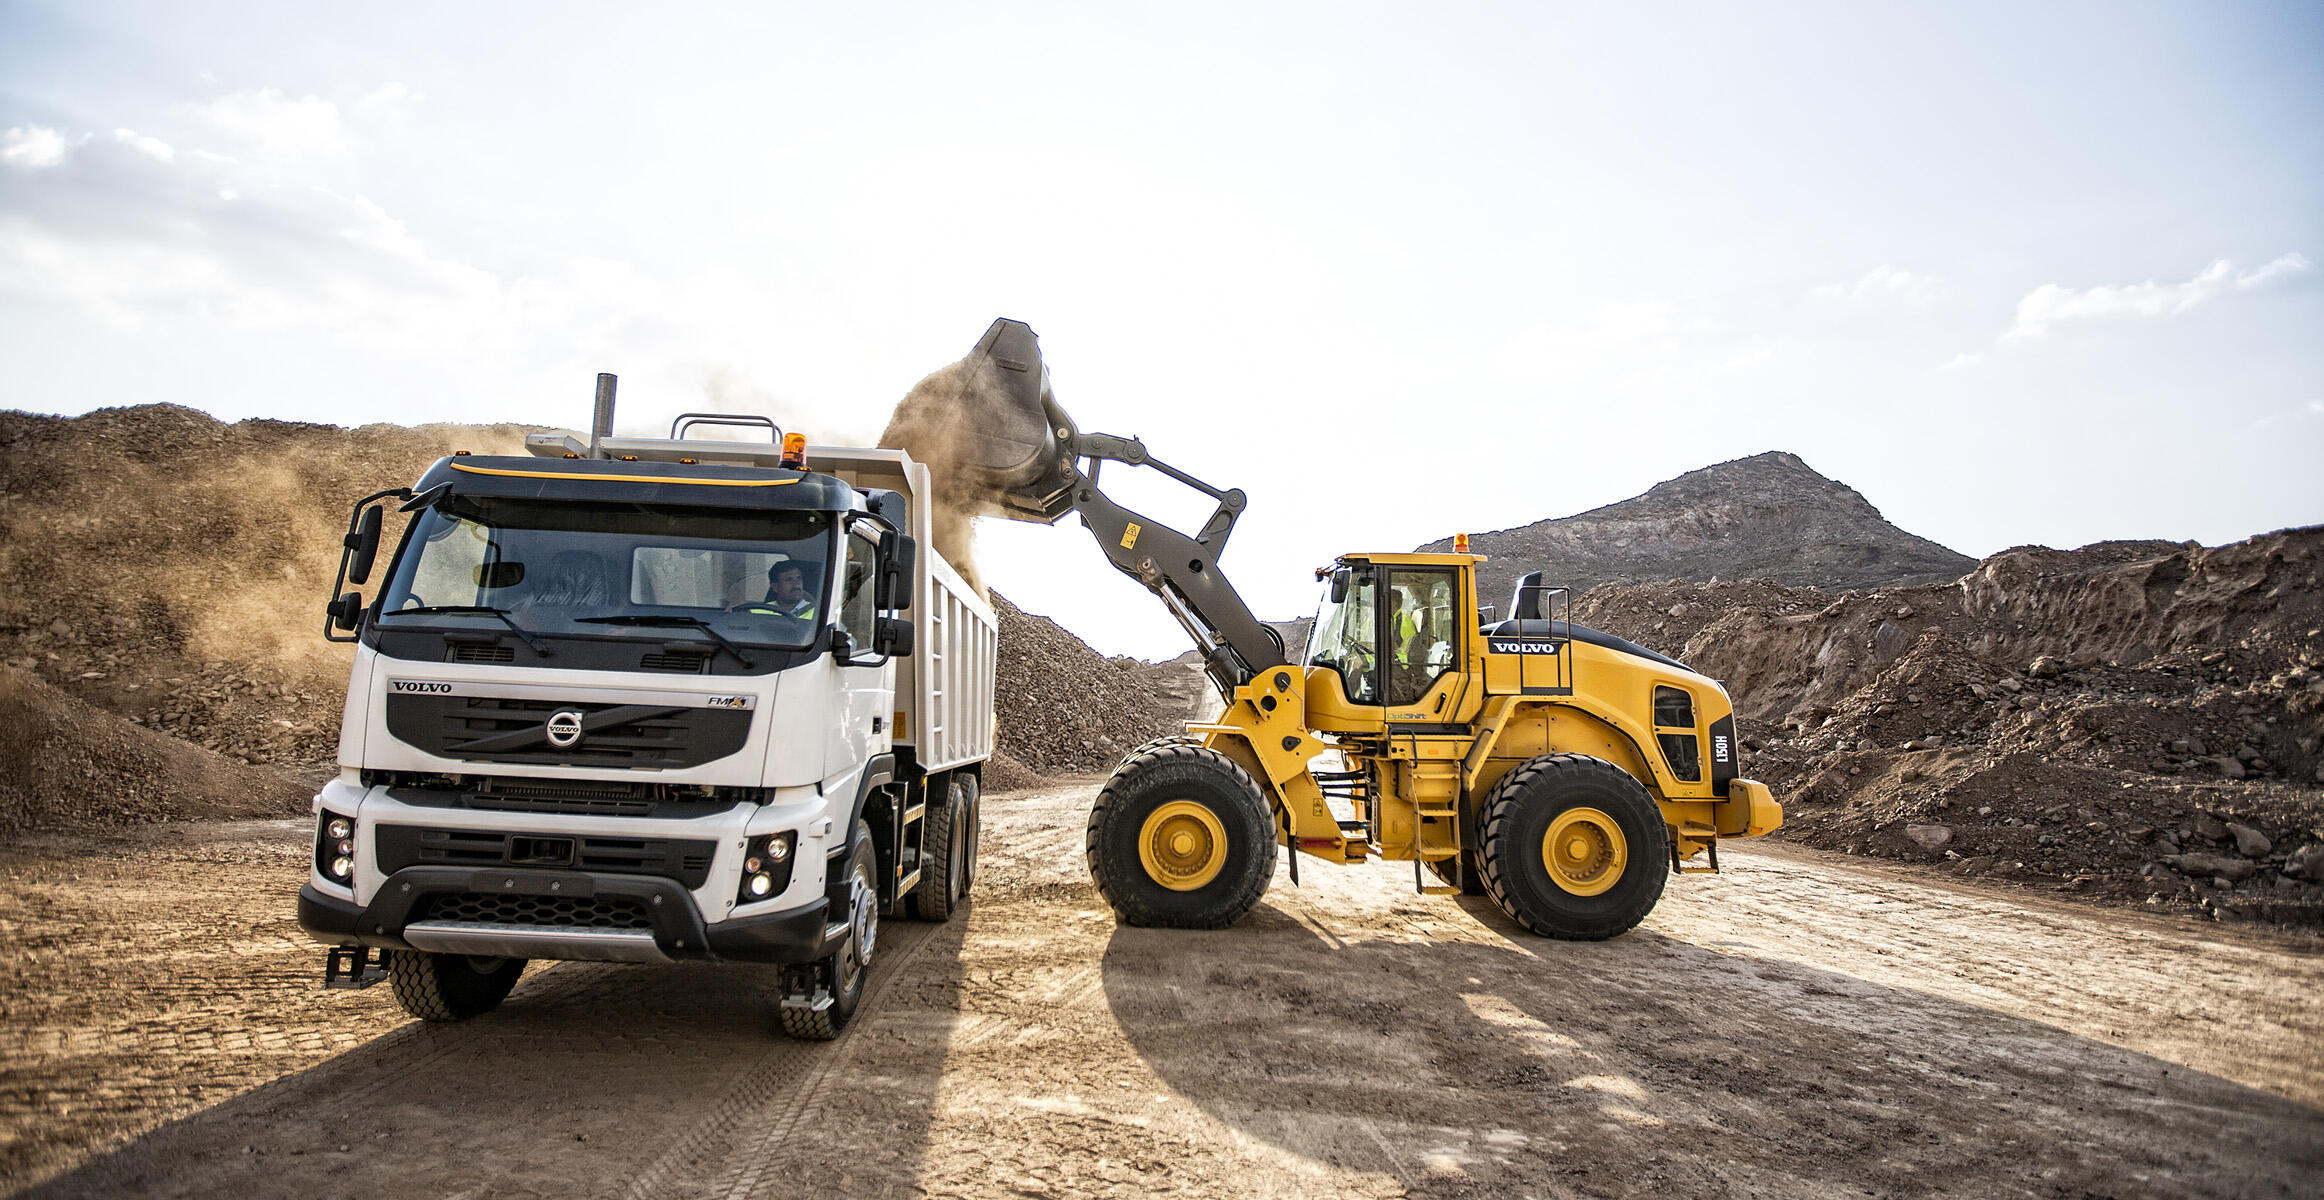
<box><xmin>1418</xmin><ymin>451</ymin><xmax>1977</xmax><ymax>610</ymax></box>
<box><xmin>1569</xmin><ymin>528</ymin><xmax>2324</xmax><ymax>925</ymax></box>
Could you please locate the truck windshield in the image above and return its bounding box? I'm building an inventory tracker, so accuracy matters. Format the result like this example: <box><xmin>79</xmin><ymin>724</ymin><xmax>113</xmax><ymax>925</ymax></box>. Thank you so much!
<box><xmin>377</xmin><ymin>497</ymin><xmax>834</xmax><ymax>649</ymax></box>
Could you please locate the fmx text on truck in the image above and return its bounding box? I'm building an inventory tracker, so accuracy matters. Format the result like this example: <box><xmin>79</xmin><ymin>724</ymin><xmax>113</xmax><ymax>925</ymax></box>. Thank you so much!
<box><xmin>298</xmin><ymin>387</ymin><xmax>995</xmax><ymax>1039</ymax></box>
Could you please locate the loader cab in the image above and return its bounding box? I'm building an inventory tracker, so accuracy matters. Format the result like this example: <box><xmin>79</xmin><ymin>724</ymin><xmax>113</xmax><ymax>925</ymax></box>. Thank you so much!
<box><xmin>1303</xmin><ymin>553</ymin><xmax>1481</xmax><ymax>732</ymax></box>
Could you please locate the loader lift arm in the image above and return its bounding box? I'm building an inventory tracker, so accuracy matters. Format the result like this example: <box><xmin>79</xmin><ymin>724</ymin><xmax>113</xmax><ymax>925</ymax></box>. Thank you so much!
<box><xmin>956</xmin><ymin>319</ymin><xmax>1286</xmax><ymax>698</ymax></box>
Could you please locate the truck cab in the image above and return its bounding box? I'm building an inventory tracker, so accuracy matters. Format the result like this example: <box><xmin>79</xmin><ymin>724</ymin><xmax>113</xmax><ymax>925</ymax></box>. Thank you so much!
<box><xmin>299</xmin><ymin>409</ymin><xmax>995</xmax><ymax>1039</ymax></box>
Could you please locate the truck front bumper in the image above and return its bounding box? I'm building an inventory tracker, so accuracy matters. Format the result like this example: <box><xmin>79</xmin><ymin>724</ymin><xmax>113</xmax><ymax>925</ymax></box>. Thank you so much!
<box><xmin>298</xmin><ymin>867</ymin><xmax>833</xmax><ymax>965</ymax></box>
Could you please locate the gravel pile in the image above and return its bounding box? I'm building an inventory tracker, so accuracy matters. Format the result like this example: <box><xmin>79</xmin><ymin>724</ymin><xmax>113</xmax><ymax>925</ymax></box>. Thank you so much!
<box><xmin>0</xmin><ymin>666</ymin><xmax>308</xmax><ymax>842</ymax></box>
<box><xmin>993</xmin><ymin>593</ymin><xmax>1184</xmax><ymax>777</ymax></box>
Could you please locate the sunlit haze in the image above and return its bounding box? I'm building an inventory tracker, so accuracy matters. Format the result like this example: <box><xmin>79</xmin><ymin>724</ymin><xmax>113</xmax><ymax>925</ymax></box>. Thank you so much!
<box><xmin>3</xmin><ymin>1</ymin><xmax>2317</xmax><ymax>659</ymax></box>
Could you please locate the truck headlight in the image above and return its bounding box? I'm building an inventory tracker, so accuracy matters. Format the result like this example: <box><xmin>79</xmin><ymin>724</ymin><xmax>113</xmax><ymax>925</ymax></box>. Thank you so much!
<box><xmin>315</xmin><ymin>812</ymin><xmax>357</xmax><ymax>885</ymax></box>
<box><xmin>736</xmin><ymin>832</ymin><xmax>797</xmax><ymax>905</ymax></box>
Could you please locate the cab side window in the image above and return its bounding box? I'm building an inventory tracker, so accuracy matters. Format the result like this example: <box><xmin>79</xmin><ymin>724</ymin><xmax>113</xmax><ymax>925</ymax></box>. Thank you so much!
<box><xmin>1383</xmin><ymin>569</ymin><xmax>1456</xmax><ymax>708</ymax></box>
<box><xmin>836</xmin><ymin>528</ymin><xmax>880</xmax><ymax>655</ymax></box>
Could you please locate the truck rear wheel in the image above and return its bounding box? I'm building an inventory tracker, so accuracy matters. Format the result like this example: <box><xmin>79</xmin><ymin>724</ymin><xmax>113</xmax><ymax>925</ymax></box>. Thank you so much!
<box><xmin>1085</xmin><ymin>742</ymin><xmax>1273</xmax><ymax>929</ymax></box>
<box><xmin>1477</xmin><ymin>754</ymin><xmax>1668</xmax><ymax>940</ymax></box>
<box><xmin>780</xmin><ymin>825</ymin><xmax>878</xmax><ymax>1040</ymax></box>
<box><xmin>386</xmin><ymin>950</ymin><xmax>526</xmax><ymax>1022</ymax></box>
<box><xmin>909</xmin><ymin>775</ymin><xmax>971</xmax><ymax>922</ymax></box>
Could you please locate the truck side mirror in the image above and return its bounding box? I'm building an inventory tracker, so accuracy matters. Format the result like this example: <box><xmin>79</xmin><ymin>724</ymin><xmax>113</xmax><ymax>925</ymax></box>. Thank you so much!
<box><xmin>345</xmin><ymin>506</ymin><xmax>385</xmax><ymax>585</ymax></box>
<box><xmin>876</xmin><ymin>531</ymin><xmax>917</xmax><ymax>610</ymax></box>
<box><xmin>327</xmin><ymin>592</ymin><xmax>364</xmax><ymax>632</ymax></box>
<box><xmin>872</xmin><ymin>616</ymin><xmax>914</xmax><ymax>658</ymax></box>
<box><xmin>1329</xmin><ymin>567</ymin><xmax>1351</xmax><ymax>604</ymax></box>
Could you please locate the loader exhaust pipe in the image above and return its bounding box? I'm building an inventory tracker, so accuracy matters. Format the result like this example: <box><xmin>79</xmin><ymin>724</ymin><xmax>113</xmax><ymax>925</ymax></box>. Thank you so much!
<box><xmin>589</xmin><ymin>372</ymin><xmax>618</xmax><ymax>459</ymax></box>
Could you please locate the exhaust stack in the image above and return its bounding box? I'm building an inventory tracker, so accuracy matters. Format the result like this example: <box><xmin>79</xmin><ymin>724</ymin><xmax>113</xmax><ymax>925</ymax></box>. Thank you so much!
<box><xmin>589</xmin><ymin>372</ymin><xmax>618</xmax><ymax>459</ymax></box>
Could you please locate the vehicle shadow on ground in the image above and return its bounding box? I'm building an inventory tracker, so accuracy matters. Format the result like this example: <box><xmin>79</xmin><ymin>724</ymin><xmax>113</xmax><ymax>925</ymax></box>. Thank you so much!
<box><xmin>1099</xmin><ymin>899</ymin><xmax>2324</xmax><ymax>1200</ymax></box>
<box><xmin>21</xmin><ymin>912</ymin><xmax>973</xmax><ymax>1200</ymax></box>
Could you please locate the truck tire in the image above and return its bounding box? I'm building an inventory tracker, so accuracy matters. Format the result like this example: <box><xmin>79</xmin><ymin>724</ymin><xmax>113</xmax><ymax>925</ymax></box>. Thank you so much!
<box><xmin>780</xmin><ymin>825</ymin><xmax>878</xmax><ymax>1040</ymax></box>
<box><xmin>1122</xmin><ymin>734</ymin><xmax>1200</xmax><ymax>762</ymax></box>
<box><xmin>386</xmin><ymin>950</ymin><xmax>526</xmax><ymax>1022</ymax></box>
<box><xmin>958</xmin><ymin>773</ymin><xmax>980</xmax><ymax>895</ymax></box>
<box><xmin>908</xmin><ymin>776</ymin><xmax>969</xmax><ymax>922</ymax></box>
<box><xmin>1085</xmin><ymin>742</ymin><xmax>1273</xmax><ymax>929</ymax></box>
<box><xmin>1476</xmin><ymin>754</ymin><xmax>1668</xmax><ymax>940</ymax></box>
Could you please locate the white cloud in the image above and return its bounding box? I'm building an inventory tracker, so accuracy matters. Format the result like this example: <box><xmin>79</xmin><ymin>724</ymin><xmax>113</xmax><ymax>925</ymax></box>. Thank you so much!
<box><xmin>111</xmin><ymin>128</ymin><xmax>176</xmax><ymax>163</ymax></box>
<box><xmin>2004</xmin><ymin>253</ymin><xmax>2312</xmax><ymax>341</ymax></box>
<box><xmin>176</xmin><ymin>87</ymin><xmax>346</xmax><ymax>156</ymax></box>
<box><xmin>3</xmin><ymin>125</ymin><xmax>70</xmax><ymax>169</ymax></box>
<box><xmin>1943</xmin><ymin>351</ymin><xmax>1984</xmax><ymax>370</ymax></box>
<box><xmin>1810</xmin><ymin>264</ymin><xmax>1932</xmax><ymax>305</ymax></box>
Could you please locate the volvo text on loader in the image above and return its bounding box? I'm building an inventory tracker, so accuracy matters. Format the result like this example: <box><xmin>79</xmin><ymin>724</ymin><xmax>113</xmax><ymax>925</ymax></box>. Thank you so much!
<box><xmin>950</xmin><ymin>319</ymin><xmax>1782</xmax><ymax>939</ymax></box>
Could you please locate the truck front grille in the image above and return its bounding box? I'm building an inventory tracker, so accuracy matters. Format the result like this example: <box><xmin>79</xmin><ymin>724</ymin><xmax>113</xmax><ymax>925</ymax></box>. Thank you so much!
<box><xmin>384</xmin><ymin>694</ymin><xmax>750</xmax><ymax>769</ymax></box>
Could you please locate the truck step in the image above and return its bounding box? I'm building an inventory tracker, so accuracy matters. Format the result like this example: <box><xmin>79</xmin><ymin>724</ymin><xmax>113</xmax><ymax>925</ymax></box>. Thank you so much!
<box><xmin>321</xmin><ymin>945</ymin><xmax>386</xmax><ymax>990</ymax></box>
<box><xmin>1417</xmin><ymin>884</ymin><xmax>1460</xmax><ymax>896</ymax></box>
<box><xmin>780</xmin><ymin>987</ymin><xmax>834</xmax><ymax>1012</ymax></box>
<box><xmin>895</xmin><ymin>867</ymin><xmax>924</xmax><ymax>894</ymax></box>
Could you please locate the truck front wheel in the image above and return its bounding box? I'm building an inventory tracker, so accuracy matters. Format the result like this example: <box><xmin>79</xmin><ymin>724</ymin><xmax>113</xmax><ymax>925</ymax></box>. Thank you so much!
<box><xmin>781</xmin><ymin>825</ymin><xmax>878</xmax><ymax>1040</ymax></box>
<box><xmin>386</xmin><ymin>950</ymin><xmax>526</xmax><ymax>1022</ymax></box>
<box><xmin>1085</xmin><ymin>742</ymin><xmax>1274</xmax><ymax>929</ymax></box>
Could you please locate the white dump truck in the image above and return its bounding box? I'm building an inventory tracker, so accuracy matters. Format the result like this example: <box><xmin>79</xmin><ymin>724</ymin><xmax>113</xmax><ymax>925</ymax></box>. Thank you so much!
<box><xmin>298</xmin><ymin>378</ymin><xmax>996</xmax><ymax>1038</ymax></box>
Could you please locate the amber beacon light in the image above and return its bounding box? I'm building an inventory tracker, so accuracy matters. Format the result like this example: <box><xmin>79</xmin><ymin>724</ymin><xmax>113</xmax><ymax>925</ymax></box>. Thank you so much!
<box><xmin>780</xmin><ymin>432</ymin><xmax>808</xmax><ymax>470</ymax></box>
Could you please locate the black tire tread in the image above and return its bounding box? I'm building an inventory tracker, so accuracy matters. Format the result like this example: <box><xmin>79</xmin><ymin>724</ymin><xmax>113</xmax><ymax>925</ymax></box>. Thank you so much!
<box><xmin>1084</xmin><ymin>742</ymin><xmax>1273</xmax><ymax>929</ymax></box>
<box><xmin>909</xmin><ymin>778</ymin><xmax>962</xmax><ymax>923</ymax></box>
<box><xmin>1476</xmin><ymin>753</ymin><xmax>1668</xmax><ymax>941</ymax></box>
<box><xmin>386</xmin><ymin>950</ymin><xmax>523</xmax><ymax>1022</ymax></box>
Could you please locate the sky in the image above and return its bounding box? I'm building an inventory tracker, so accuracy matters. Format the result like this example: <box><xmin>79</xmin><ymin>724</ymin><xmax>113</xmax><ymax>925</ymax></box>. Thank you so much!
<box><xmin>2</xmin><ymin>0</ymin><xmax>2318</xmax><ymax>659</ymax></box>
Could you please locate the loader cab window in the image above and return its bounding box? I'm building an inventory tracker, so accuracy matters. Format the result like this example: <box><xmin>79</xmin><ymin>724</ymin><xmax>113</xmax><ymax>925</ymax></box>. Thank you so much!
<box><xmin>1383</xmin><ymin>568</ymin><xmax>1457</xmax><ymax>708</ymax></box>
<box><xmin>1307</xmin><ymin>565</ymin><xmax>1380</xmax><ymax>705</ymax></box>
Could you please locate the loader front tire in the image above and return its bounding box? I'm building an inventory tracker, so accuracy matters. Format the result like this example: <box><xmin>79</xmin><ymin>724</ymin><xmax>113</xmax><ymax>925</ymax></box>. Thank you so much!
<box><xmin>1477</xmin><ymin>754</ymin><xmax>1668</xmax><ymax>940</ymax></box>
<box><xmin>387</xmin><ymin>950</ymin><xmax>525</xmax><ymax>1022</ymax></box>
<box><xmin>1086</xmin><ymin>743</ymin><xmax>1273</xmax><ymax>929</ymax></box>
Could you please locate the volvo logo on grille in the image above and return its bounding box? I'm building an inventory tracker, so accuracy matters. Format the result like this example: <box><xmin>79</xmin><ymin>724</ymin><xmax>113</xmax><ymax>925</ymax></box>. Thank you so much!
<box><xmin>544</xmin><ymin>710</ymin><xmax>586</xmax><ymax>748</ymax></box>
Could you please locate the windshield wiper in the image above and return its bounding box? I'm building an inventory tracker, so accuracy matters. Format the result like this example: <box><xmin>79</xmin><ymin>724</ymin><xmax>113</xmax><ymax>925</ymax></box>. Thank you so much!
<box><xmin>387</xmin><ymin>606</ymin><xmax>553</xmax><ymax>657</ymax></box>
<box><xmin>575</xmin><ymin>615</ymin><xmax>757</xmax><ymax>669</ymax></box>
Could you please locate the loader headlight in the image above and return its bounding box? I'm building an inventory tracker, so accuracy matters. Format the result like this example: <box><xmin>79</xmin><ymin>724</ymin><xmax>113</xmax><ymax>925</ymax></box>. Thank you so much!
<box><xmin>735</xmin><ymin>832</ymin><xmax>797</xmax><ymax>905</ymax></box>
<box><xmin>315</xmin><ymin>812</ymin><xmax>357</xmax><ymax>885</ymax></box>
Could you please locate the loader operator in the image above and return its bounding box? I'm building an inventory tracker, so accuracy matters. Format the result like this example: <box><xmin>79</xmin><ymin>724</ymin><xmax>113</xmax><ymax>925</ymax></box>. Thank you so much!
<box><xmin>765</xmin><ymin>560</ymin><xmax>818</xmax><ymax>620</ymax></box>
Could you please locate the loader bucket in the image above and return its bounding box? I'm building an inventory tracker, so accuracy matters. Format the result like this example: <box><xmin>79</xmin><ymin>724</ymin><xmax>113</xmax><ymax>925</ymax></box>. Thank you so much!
<box><xmin>943</xmin><ymin>318</ymin><xmax>1078</xmax><ymax>523</ymax></box>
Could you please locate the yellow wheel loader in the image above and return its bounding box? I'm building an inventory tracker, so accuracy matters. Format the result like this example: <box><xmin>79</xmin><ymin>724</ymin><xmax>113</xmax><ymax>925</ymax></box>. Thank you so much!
<box><xmin>954</xmin><ymin>320</ymin><xmax>1782</xmax><ymax>939</ymax></box>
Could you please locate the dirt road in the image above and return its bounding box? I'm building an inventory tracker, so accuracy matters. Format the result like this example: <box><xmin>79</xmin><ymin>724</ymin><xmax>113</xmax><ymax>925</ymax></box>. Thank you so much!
<box><xmin>6</xmin><ymin>781</ymin><xmax>2320</xmax><ymax>1199</ymax></box>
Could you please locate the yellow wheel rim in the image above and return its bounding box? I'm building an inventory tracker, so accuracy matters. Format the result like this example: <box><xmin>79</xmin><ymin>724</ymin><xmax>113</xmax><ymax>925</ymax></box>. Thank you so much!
<box><xmin>1139</xmin><ymin>800</ymin><xmax>1229</xmax><ymax>892</ymax></box>
<box><xmin>1541</xmin><ymin>807</ymin><xmax>1628</xmax><ymax>897</ymax></box>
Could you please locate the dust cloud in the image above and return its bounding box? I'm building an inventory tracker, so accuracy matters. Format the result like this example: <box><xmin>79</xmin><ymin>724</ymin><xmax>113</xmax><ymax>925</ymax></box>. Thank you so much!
<box><xmin>876</xmin><ymin>356</ymin><xmax>1035</xmax><ymax>600</ymax></box>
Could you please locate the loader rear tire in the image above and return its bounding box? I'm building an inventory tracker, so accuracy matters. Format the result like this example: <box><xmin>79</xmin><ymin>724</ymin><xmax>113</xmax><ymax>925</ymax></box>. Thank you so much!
<box><xmin>1477</xmin><ymin>754</ymin><xmax>1667</xmax><ymax>940</ymax></box>
<box><xmin>1085</xmin><ymin>742</ymin><xmax>1273</xmax><ymax>929</ymax></box>
<box><xmin>387</xmin><ymin>950</ymin><xmax>525</xmax><ymax>1022</ymax></box>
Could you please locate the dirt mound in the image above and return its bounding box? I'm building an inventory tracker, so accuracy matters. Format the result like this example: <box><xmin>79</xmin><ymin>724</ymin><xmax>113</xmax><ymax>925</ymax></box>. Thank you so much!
<box><xmin>1572</xmin><ymin>528</ymin><xmax>2324</xmax><ymax>924</ymax></box>
<box><xmin>0</xmin><ymin>666</ymin><xmax>308</xmax><ymax>841</ymax></box>
<box><xmin>1420</xmin><ymin>450</ymin><xmax>1976</xmax><ymax>609</ymax></box>
<box><xmin>993</xmin><ymin>593</ymin><xmax>1182</xmax><ymax>774</ymax></box>
<box><xmin>0</xmin><ymin>404</ymin><xmax>530</xmax><ymax>776</ymax></box>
